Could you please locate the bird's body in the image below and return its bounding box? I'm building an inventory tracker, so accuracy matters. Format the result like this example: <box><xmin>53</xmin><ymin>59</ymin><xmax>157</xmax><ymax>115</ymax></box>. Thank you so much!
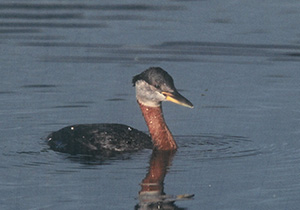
<box><xmin>47</xmin><ymin>67</ymin><xmax>193</xmax><ymax>155</ymax></box>
<box><xmin>47</xmin><ymin>123</ymin><xmax>152</xmax><ymax>155</ymax></box>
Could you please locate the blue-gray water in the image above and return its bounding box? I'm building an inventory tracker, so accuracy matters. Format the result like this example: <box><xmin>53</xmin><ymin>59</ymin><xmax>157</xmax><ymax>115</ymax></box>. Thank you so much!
<box><xmin>1</xmin><ymin>0</ymin><xmax>300</xmax><ymax>209</ymax></box>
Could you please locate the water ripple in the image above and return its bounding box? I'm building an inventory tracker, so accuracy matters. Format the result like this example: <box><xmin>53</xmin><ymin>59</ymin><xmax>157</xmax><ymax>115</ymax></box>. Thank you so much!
<box><xmin>0</xmin><ymin>22</ymin><xmax>106</xmax><ymax>28</ymax></box>
<box><xmin>33</xmin><ymin>41</ymin><xmax>300</xmax><ymax>64</ymax></box>
<box><xmin>0</xmin><ymin>28</ymin><xmax>40</xmax><ymax>34</ymax></box>
<box><xmin>21</xmin><ymin>84</ymin><xmax>57</xmax><ymax>88</ymax></box>
<box><xmin>177</xmin><ymin>134</ymin><xmax>261</xmax><ymax>161</ymax></box>
<box><xmin>0</xmin><ymin>3</ymin><xmax>183</xmax><ymax>11</ymax></box>
<box><xmin>0</xmin><ymin>13</ymin><xmax>83</xmax><ymax>20</ymax></box>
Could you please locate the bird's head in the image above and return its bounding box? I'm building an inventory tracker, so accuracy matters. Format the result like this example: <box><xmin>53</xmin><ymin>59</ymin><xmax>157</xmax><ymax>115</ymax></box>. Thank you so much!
<box><xmin>132</xmin><ymin>67</ymin><xmax>193</xmax><ymax>108</ymax></box>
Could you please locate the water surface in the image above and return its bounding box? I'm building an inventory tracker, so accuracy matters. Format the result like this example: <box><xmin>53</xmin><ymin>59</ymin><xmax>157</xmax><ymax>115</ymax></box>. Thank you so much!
<box><xmin>1</xmin><ymin>0</ymin><xmax>300</xmax><ymax>209</ymax></box>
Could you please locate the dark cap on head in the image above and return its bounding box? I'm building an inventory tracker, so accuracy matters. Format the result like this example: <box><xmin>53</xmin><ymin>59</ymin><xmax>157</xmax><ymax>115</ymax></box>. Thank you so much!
<box><xmin>132</xmin><ymin>67</ymin><xmax>175</xmax><ymax>91</ymax></box>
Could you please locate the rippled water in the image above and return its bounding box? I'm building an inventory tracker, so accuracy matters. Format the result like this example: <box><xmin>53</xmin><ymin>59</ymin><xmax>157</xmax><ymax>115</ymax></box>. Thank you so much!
<box><xmin>1</xmin><ymin>0</ymin><xmax>300</xmax><ymax>209</ymax></box>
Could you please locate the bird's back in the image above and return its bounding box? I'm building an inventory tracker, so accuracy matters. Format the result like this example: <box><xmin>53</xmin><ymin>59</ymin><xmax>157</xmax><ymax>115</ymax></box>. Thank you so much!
<box><xmin>47</xmin><ymin>124</ymin><xmax>153</xmax><ymax>155</ymax></box>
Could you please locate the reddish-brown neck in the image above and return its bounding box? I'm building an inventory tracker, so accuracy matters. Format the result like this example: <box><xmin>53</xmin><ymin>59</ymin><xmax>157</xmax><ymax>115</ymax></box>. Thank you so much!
<box><xmin>138</xmin><ymin>101</ymin><xmax>177</xmax><ymax>150</ymax></box>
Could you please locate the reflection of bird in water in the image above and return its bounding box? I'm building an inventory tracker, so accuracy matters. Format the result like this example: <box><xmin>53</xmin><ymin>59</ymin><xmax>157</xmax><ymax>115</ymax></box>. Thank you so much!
<box><xmin>136</xmin><ymin>150</ymin><xmax>194</xmax><ymax>210</ymax></box>
<box><xmin>47</xmin><ymin>67</ymin><xmax>193</xmax><ymax>155</ymax></box>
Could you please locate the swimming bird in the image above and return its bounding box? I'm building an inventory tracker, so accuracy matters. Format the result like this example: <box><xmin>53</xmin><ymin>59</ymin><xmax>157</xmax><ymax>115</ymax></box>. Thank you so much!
<box><xmin>47</xmin><ymin>67</ymin><xmax>193</xmax><ymax>155</ymax></box>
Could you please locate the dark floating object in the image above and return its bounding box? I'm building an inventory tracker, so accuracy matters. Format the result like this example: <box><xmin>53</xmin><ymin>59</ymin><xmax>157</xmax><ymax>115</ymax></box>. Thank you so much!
<box><xmin>47</xmin><ymin>67</ymin><xmax>193</xmax><ymax>155</ymax></box>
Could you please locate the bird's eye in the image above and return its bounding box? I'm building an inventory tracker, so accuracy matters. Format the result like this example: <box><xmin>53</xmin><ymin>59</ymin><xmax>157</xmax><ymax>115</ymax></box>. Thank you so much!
<box><xmin>154</xmin><ymin>84</ymin><xmax>160</xmax><ymax>89</ymax></box>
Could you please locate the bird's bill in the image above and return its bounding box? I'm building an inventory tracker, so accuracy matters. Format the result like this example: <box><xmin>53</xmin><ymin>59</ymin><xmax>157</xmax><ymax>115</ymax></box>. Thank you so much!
<box><xmin>162</xmin><ymin>91</ymin><xmax>194</xmax><ymax>108</ymax></box>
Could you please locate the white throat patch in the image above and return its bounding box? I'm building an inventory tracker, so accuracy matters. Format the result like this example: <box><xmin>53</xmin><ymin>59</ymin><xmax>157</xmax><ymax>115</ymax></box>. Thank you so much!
<box><xmin>135</xmin><ymin>80</ymin><xmax>165</xmax><ymax>107</ymax></box>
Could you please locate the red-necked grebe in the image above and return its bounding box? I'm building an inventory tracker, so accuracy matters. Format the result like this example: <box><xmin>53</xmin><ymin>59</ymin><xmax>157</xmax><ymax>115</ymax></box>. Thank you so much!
<box><xmin>47</xmin><ymin>67</ymin><xmax>193</xmax><ymax>155</ymax></box>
